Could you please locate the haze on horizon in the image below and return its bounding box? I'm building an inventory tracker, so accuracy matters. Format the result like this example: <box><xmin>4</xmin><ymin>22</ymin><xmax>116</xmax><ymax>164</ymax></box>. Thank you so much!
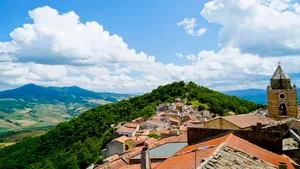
<box><xmin>1</xmin><ymin>0</ymin><xmax>300</xmax><ymax>93</ymax></box>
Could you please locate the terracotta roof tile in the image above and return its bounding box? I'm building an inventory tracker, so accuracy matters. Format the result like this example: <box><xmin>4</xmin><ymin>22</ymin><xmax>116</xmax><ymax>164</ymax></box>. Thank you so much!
<box><xmin>223</xmin><ymin>113</ymin><xmax>275</xmax><ymax>129</ymax></box>
<box><xmin>124</xmin><ymin>123</ymin><xmax>139</xmax><ymax>128</ymax></box>
<box><xmin>96</xmin><ymin>158</ymin><xmax>127</xmax><ymax>169</ymax></box>
<box><xmin>118</xmin><ymin>162</ymin><xmax>162</xmax><ymax>169</ymax></box>
<box><xmin>175</xmin><ymin>134</ymin><xmax>230</xmax><ymax>155</ymax></box>
<box><xmin>116</xmin><ymin>126</ymin><xmax>135</xmax><ymax>133</ymax></box>
<box><xmin>111</xmin><ymin>136</ymin><xmax>130</xmax><ymax>144</ymax></box>
<box><xmin>227</xmin><ymin>134</ymin><xmax>295</xmax><ymax>169</ymax></box>
<box><xmin>129</xmin><ymin>136</ymin><xmax>142</xmax><ymax>143</ymax></box>
<box><xmin>155</xmin><ymin>133</ymin><xmax>297</xmax><ymax>169</ymax></box>
<box><xmin>154</xmin><ymin>146</ymin><xmax>217</xmax><ymax>169</ymax></box>
<box><xmin>200</xmin><ymin>145</ymin><xmax>278</xmax><ymax>169</ymax></box>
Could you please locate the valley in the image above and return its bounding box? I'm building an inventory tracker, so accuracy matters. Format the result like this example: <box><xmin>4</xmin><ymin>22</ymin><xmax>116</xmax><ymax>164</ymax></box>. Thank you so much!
<box><xmin>0</xmin><ymin>84</ymin><xmax>133</xmax><ymax>134</ymax></box>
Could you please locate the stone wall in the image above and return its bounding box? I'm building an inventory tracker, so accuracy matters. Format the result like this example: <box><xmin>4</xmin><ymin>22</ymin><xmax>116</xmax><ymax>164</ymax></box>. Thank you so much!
<box><xmin>267</xmin><ymin>89</ymin><xmax>298</xmax><ymax>120</ymax></box>
<box><xmin>203</xmin><ymin>117</ymin><xmax>251</xmax><ymax>130</ymax></box>
<box><xmin>106</xmin><ymin>141</ymin><xmax>124</xmax><ymax>157</ymax></box>
<box><xmin>187</xmin><ymin>127</ymin><xmax>283</xmax><ymax>154</ymax></box>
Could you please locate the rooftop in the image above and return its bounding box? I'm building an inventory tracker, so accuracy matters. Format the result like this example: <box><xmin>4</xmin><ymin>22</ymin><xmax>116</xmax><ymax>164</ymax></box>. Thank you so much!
<box><xmin>155</xmin><ymin>133</ymin><xmax>297</xmax><ymax>169</ymax></box>
<box><xmin>272</xmin><ymin>63</ymin><xmax>290</xmax><ymax>80</ymax></box>
<box><xmin>116</xmin><ymin>126</ymin><xmax>135</xmax><ymax>133</ymax></box>
<box><xmin>96</xmin><ymin>134</ymin><xmax>187</xmax><ymax>169</ymax></box>
<box><xmin>133</xmin><ymin>142</ymin><xmax>187</xmax><ymax>158</ymax></box>
<box><xmin>124</xmin><ymin>123</ymin><xmax>139</xmax><ymax>128</ymax></box>
<box><xmin>111</xmin><ymin>136</ymin><xmax>130</xmax><ymax>144</ymax></box>
<box><xmin>206</xmin><ymin>113</ymin><xmax>275</xmax><ymax>129</ymax></box>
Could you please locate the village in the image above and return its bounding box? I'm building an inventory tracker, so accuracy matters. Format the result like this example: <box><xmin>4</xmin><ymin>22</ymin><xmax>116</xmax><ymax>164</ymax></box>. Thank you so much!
<box><xmin>89</xmin><ymin>64</ymin><xmax>300</xmax><ymax>169</ymax></box>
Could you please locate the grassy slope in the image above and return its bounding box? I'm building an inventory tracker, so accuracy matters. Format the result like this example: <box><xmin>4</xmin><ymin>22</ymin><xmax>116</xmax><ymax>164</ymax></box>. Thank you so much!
<box><xmin>0</xmin><ymin>84</ymin><xmax>133</xmax><ymax>134</ymax></box>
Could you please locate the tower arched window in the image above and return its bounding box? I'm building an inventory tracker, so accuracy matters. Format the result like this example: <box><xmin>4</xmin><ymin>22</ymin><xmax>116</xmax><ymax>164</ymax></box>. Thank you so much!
<box><xmin>279</xmin><ymin>103</ymin><xmax>286</xmax><ymax>116</ymax></box>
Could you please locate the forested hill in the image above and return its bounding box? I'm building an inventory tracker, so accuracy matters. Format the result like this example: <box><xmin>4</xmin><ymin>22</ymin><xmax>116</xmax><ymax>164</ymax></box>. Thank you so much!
<box><xmin>0</xmin><ymin>81</ymin><xmax>263</xmax><ymax>169</ymax></box>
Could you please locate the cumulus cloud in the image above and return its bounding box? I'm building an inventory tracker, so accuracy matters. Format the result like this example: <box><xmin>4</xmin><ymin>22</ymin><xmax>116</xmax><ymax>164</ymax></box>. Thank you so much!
<box><xmin>201</xmin><ymin>0</ymin><xmax>300</xmax><ymax>56</ymax></box>
<box><xmin>0</xmin><ymin>6</ymin><xmax>155</xmax><ymax>65</ymax></box>
<box><xmin>1</xmin><ymin>4</ymin><xmax>300</xmax><ymax>93</ymax></box>
<box><xmin>177</xmin><ymin>18</ymin><xmax>207</xmax><ymax>37</ymax></box>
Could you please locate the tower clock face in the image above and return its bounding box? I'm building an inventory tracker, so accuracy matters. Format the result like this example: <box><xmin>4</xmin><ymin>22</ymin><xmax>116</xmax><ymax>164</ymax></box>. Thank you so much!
<box><xmin>279</xmin><ymin>93</ymin><xmax>286</xmax><ymax>99</ymax></box>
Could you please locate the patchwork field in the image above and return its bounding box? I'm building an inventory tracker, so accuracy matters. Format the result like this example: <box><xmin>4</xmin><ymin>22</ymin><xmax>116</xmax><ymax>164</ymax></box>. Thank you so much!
<box><xmin>0</xmin><ymin>84</ymin><xmax>134</xmax><ymax>134</ymax></box>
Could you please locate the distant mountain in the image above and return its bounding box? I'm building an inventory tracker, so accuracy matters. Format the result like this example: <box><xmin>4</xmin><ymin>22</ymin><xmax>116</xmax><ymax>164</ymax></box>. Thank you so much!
<box><xmin>0</xmin><ymin>84</ymin><xmax>133</xmax><ymax>133</ymax></box>
<box><xmin>223</xmin><ymin>88</ymin><xmax>300</xmax><ymax>105</ymax></box>
<box><xmin>223</xmin><ymin>89</ymin><xmax>266</xmax><ymax>104</ymax></box>
<box><xmin>0</xmin><ymin>84</ymin><xmax>131</xmax><ymax>103</ymax></box>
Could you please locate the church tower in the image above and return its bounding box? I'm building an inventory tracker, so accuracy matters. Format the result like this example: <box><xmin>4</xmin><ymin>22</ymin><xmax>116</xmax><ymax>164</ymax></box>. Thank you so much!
<box><xmin>267</xmin><ymin>62</ymin><xmax>298</xmax><ymax>120</ymax></box>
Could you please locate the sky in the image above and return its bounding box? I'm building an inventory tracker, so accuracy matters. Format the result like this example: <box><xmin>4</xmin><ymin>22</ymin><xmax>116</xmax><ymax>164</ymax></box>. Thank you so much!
<box><xmin>1</xmin><ymin>0</ymin><xmax>300</xmax><ymax>93</ymax></box>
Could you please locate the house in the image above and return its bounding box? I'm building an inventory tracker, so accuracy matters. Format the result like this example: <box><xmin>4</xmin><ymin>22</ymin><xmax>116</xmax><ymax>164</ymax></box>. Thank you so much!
<box><xmin>156</xmin><ymin>104</ymin><xmax>169</xmax><ymax>112</ymax></box>
<box><xmin>97</xmin><ymin>131</ymin><xmax>298</xmax><ymax>169</ymax></box>
<box><xmin>200</xmin><ymin>110</ymin><xmax>210</xmax><ymax>118</ymax></box>
<box><xmin>105</xmin><ymin>136</ymin><xmax>136</xmax><ymax>157</ymax></box>
<box><xmin>116</xmin><ymin>123</ymin><xmax>140</xmax><ymax>137</ymax></box>
<box><xmin>95</xmin><ymin>135</ymin><xmax>187</xmax><ymax>169</ymax></box>
<box><xmin>144</xmin><ymin>120</ymin><xmax>169</xmax><ymax>129</ymax></box>
<box><xmin>203</xmin><ymin>113</ymin><xmax>275</xmax><ymax>130</ymax></box>
<box><xmin>155</xmin><ymin>133</ymin><xmax>298</xmax><ymax>169</ymax></box>
<box><xmin>174</xmin><ymin>102</ymin><xmax>184</xmax><ymax>112</ymax></box>
<box><xmin>131</xmin><ymin>117</ymin><xmax>145</xmax><ymax>124</ymax></box>
<box><xmin>168</xmin><ymin>114</ymin><xmax>181</xmax><ymax>126</ymax></box>
<box><xmin>182</xmin><ymin>114</ymin><xmax>190</xmax><ymax>122</ymax></box>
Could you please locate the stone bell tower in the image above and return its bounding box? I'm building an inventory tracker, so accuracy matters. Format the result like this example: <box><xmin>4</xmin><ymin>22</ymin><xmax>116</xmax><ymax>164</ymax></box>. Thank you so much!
<box><xmin>267</xmin><ymin>62</ymin><xmax>298</xmax><ymax>120</ymax></box>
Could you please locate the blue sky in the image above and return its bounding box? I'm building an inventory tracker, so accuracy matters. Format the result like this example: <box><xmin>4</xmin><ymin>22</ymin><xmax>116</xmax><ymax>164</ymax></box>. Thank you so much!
<box><xmin>1</xmin><ymin>0</ymin><xmax>300</xmax><ymax>93</ymax></box>
<box><xmin>0</xmin><ymin>0</ymin><xmax>219</xmax><ymax>65</ymax></box>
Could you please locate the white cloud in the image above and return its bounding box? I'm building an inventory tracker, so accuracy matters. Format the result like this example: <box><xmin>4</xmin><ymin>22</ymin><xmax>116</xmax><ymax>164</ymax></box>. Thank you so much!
<box><xmin>175</xmin><ymin>53</ymin><xmax>184</xmax><ymax>57</ymax></box>
<box><xmin>201</xmin><ymin>0</ymin><xmax>300</xmax><ymax>56</ymax></box>
<box><xmin>2</xmin><ymin>5</ymin><xmax>300</xmax><ymax>93</ymax></box>
<box><xmin>197</xmin><ymin>28</ymin><xmax>207</xmax><ymax>36</ymax></box>
<box><xmin>294</xmin><ymin>3</ymin><xmax>300</xmax><ymax>14</ymax></box>
<box><xmin>186</xmin><ymin>54</ymin><xmax>197</xmax><ymax>61</ymax></box>
<box><xmin>0</xmin><ymin>6</ymin><xmax>155</xmax><ymax>66</ymax></box>
<box><xmin>177</xmin><ymin>18</ymin><xmax>207</xmax><ymax>37</ymax></box>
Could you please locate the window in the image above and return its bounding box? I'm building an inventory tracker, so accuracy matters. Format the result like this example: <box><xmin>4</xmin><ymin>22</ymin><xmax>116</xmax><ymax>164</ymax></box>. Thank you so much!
<box><xmin>279</xmin><ymin>93</ymin><xmax>285</xmax><ymax>99</ymax></box>
<box><xmin>279</xmin><ymin>103</ymin><xmax>286</xmax><ymax>116</ymax></box>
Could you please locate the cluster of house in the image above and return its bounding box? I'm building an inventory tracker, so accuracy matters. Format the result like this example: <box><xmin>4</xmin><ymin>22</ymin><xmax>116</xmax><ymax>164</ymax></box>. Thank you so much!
<box><xmin>90</xmin><ymin>99</ymin><xmax>300</xmax><ymax>169</ymax></box>
<box><xmin>93</xmin><ymin>114</ymin><xmax>300</xmax><ymax>169</ymax></box>
<box><xmin>86</xmin><ymin>64</ymin><xmax>300</xmax><ymax>169</ymax></box>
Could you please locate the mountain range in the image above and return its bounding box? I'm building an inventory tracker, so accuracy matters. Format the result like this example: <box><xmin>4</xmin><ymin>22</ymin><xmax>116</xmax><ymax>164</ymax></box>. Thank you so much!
<box><xmin>0</xmin><ymin>84</ymin><xmax>133</xmax><ymax>133</ymax></box>
<box><xmin>223</xmin><ymin>88</ymin><xmax>300</xmax><ymax>105</ymax></box>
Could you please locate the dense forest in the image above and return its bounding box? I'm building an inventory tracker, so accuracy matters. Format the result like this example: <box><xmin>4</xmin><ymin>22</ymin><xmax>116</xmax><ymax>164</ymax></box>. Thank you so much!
<box><xmin>0</xmin><ymin>81</ymin><xmax>263</xmax><ymax>169</ymax></box>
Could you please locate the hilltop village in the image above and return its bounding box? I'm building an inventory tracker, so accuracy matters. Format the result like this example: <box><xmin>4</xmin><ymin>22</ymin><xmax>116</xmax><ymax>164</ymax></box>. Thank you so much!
<box><xmin>90</xmin><ymin>64</ymin><xmax>300</xmax><ymax>169</ymax></box>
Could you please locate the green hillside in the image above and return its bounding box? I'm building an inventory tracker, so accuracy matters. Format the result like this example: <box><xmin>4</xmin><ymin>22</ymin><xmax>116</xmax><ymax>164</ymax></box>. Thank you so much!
<box><xmin>0</xmin><ymin>84</ymin><xmax>132</xmax><ymax>134</ymax></box>
<box><xmin>0</xmin><ymin>81</ymin><xmax>263</xmax><ymax>169</ymax></box>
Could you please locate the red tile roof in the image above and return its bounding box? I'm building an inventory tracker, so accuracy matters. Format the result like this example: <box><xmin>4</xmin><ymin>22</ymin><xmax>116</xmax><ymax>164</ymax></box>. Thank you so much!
<box><xmin>116</xmin><ymin>126</ymin><xmax>135</xmax><ymax>133</ymax></box>
<box><xmin>204</xmin><ymin>113</ymin><xmax>275</xmax><ymax>129</ymax></box>
<box><xmin>223</xmin><ymin>113</ymin><xmax>275</xmax><ymax>129</ymax></box>
<box><xmin>124</xmin><ymin>123</ymin><xmax>139</xmax><ymax>128</ymax></box>
<box><xmin>112</xmin><ymin>136</ymin><xmax>130</xmax><ymax>144</ymax></box>
<box><xmin>154</xmin><ymin>146</ymin><xmax>217</xmax><ymax>169</ymax></box>
<box><xmin>155</xmin><ymin>133</ymin><xmax>297</xmax><ymax>169</ymax></box>
<box><xmin>130</xmin><ymin>136</ymin><xmax>142</xmax><ymax>143</ymax></box>
<box><xmin>118</xmin><ymin>162</ymin><xmax>162</xmax><ymax>169</ymax></box>
<box><xmin>226</xmin><ymin>134</ymin><xmax>295</xmax><ymax>169</ymax></box>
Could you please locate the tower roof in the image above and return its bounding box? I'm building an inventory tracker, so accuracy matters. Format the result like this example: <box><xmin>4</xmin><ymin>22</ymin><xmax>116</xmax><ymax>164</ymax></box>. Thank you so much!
<box><xmin>271</xmin><ymin>62</ymin><xmax>289</xmax><ymax>80</ymax></box>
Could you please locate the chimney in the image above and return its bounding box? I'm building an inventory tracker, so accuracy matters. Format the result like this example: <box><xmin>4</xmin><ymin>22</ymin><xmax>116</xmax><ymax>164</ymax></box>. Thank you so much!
<box><xmin>279</xmin><ymin>162</ymin><xmax>287</xmax><ymax>169</ymax></box>
<box><xmin>256</xmin><ymin>122</ymin><xmax>262</xmax><ymax>131</ymax></box>
<box><xmin>141</xmin><ymin>143</ymin><xmax>151</xmax><ymax>169</ymax></box>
